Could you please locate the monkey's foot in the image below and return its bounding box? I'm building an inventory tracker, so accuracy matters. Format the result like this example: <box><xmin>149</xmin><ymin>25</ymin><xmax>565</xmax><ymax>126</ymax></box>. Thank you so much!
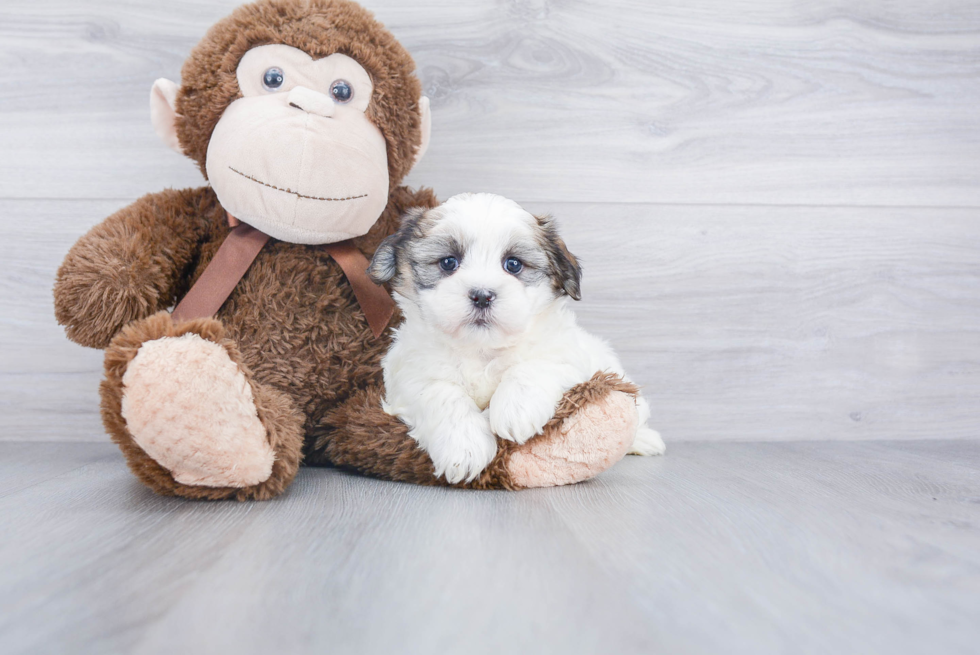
<box><xmin>102</xmin><ymin>311</ymin><xmax>304</xmax><ymax>500</ymax></box>
<box><xmin>505</xmin><ymin>373</ymin><xmax>639</xmax><ymax>488</ymax></box>
<box><xmin>121</xmin><ymin>333</ymin><xmax>274</xmax><ymax>487</ymax></box>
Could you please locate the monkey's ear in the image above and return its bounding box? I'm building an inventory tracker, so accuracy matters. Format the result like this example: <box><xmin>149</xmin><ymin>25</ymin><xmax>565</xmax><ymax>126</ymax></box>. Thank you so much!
<box><xmin>411</xmin><ymin>96</ymin><xmax>432</xmax><ymax>170</ymax></box>
<box><xmin>150</xmin><ymin>78</ymin><xmax>183</xmax><ymax>154</ymax></box>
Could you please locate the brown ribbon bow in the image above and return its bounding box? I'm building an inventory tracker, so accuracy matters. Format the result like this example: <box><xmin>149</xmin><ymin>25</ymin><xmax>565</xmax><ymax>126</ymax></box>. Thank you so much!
<box><xmin>171</xmin><ymin>212</ymin><xmax>395</xmax><ymax>339</ymax></box>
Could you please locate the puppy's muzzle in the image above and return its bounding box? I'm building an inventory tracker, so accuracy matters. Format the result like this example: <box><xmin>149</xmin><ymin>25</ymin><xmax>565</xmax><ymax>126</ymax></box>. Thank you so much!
<box><xmin>469</xmin><ymin>289</ymin><xmax>495</xmax><ymax>309</ymax></box>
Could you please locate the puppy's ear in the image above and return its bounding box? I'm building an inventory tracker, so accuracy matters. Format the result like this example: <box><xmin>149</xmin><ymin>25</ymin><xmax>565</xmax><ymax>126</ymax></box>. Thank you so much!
<box><xmin>368</xmin><ymin>207</ymin><xmax>426</xmax><ymax>285</ymax></box>
<box><xmin>367</xmin><ymin>234</ymin><xmax>400</xmax><ymax>284</ymax></box>
<box><xmin>536</xmin><ymin>215</ymin><xmax>582</xmax><ymax>301</ymax></box>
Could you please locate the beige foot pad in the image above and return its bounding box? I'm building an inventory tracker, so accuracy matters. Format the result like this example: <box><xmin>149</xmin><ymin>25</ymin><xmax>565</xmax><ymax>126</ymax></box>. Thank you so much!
<box><xmin>121</xmin><ymin>333</ymin><xmax>275</xmax><ymax>488</ymax></box>
<box><xmin>507</xmin><ymin>390</ymin><xmax>638</xmax><ymax>488</ymax></box>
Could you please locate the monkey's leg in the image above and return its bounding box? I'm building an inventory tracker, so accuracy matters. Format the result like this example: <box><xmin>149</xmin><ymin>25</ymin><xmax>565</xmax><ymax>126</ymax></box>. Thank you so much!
<box><xmin>101</xmin><ymin>311</ymin><xmax>305</xmax><ymax>500</ymax></box>
<box><xmin>498</xmin><ymin>372</ymin><xmax>639</xmax><ymax>489</ymax></box>
<box><xmin>308</xmin><ymin>372</ymin><xmax>639</xmax><ymax>489</ymax></box>
<box><xmin>306</xmin><ymin>386</ymin><xmax>449</xmax><ymax>487</ymax></box>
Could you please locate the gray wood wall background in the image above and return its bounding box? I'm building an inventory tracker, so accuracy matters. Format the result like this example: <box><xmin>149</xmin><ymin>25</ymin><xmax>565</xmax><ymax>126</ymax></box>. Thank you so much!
<box><xmin>1</xmin><ymin>0</ymin><xmax>978</xmax><ymax>443</ymax></box>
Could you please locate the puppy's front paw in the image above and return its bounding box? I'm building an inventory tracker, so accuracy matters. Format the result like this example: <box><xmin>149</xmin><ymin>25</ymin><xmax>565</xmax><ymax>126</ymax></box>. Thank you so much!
<box><xmin>426</xmin><ymin>418</ymin><xmax>497</xmax><ymax>484</ymax></box>
<box><xmin>489</xmin><ymin>380</ymin><xmax>561</xmax><ymax>445</ymax></box>
<box><xmin>629</xmin><ymin>426</ymin><xmax>666</xmax><ymax>456</ymax></box>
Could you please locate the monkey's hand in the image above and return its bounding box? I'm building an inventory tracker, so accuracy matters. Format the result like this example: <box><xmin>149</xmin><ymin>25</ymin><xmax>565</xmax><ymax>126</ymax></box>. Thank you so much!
<box><xmin>54</xmin><ymin>188</ymin><xmax>216</xmax><ymax>349</ymax></box>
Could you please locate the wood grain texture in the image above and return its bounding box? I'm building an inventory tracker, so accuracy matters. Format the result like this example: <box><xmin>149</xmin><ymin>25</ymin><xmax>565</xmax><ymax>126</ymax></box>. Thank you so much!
<box><xmin>1</xmin><ymin>4</ymin><xmax>976</xmax><ymax>651</ymax></box>
<box><xmin>1</xmin><ymin>1</ymin><xmax>977</xmax><ymax>444</ymax></box>
<box><xmin>0</xmin><ymin>0</ymin><xmax>977</xmax><ymax>204</ymax></box>
<box><xmin>0</xmin><ymin>440</ymin><xmax>977</xmax><ymax>655</ymax></box>
<box><xmin>4</xmin><ymin>199</ymin><xmax>977</xmax><ymax>443</ymax></box>
<box><xmin>531</xmin><ymin>201</ymin><xmax>980</xmax><ymax>443</ymax></box>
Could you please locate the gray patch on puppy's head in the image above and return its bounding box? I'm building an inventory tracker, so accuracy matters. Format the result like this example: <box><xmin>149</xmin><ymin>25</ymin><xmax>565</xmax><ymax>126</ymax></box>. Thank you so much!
<box><xmin>502</xmin><ymin>239</ymin><xmax>550</xmax><ymax>288</ymax></box>
<box><xmin>405</xmin><ymin>230</ymin><xmax>464</xmax><ymax>292</ymax></box>
<box><xmin>368</xmin><ymin>206</ymin><xmax>465</xmax><ymax>296</ymax></box>
<box><xmin>534</xmin><ymin>214</ymin><xmax>582</xmax><ymax>300</ymax></box>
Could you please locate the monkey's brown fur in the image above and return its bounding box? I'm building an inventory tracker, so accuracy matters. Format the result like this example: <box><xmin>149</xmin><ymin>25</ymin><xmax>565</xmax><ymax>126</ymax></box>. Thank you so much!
<box><xmin>315</xmin><ymin>372</ymin><xmax>639</xmax><ymax>492</ymax></box>
<box><xmin>54</xmin><ymin>0</ymin><xmax>636</xmax><ymax>499</ymax></box>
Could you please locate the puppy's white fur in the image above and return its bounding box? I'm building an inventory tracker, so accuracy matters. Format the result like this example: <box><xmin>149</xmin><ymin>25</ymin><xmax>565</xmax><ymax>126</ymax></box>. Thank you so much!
<box><xmin>372</xmin><ymin>193</ymin><xmax>665</xmax><ymax>484</ymax></box>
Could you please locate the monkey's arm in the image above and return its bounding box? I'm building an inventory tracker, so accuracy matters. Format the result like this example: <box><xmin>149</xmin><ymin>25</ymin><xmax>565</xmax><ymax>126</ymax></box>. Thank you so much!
<box><xmin>54</xmin><ymin>187</ymin><xmax>221</xmax><ymax>349</ymax></box>
<box><xmin>308</xmin><ymin>373</ymin><xmax>640</xmax><ymax>490</ymax></box>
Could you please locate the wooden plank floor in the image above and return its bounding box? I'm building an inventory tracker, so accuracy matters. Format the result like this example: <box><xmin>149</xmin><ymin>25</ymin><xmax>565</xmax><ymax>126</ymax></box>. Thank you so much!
<box><xmin>1</xmin><ymin>440</ymin><xmax>978</xmax><ymax>655</ymax></box>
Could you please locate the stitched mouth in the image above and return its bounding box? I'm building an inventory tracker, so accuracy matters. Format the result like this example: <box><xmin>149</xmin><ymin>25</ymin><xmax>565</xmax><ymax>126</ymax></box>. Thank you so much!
<box><xmin>229</xmin><ymin>167</ymin><xmax>368</xmax><ymax>202</ymax></box>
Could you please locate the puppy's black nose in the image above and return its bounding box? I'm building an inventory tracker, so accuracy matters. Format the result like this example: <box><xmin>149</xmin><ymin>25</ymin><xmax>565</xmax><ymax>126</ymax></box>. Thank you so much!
<box><xmin>469</xmin><ymin>289</ymin><xmax>495</xmax><ymax>309</ymax></box>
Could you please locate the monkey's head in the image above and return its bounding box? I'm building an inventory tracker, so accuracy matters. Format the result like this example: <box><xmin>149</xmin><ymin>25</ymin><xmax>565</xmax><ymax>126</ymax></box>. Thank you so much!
<box><xmin>150</xmin><ymin>0</ymin><xmax>431</xmax><ymax>245</ymax></box>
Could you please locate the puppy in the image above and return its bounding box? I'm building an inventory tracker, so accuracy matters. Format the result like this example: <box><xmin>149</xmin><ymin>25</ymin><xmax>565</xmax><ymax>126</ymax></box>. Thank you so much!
<box><xmin>368</xmin><ymin>193</ymin><xmax>665</xmax><ymax>484</ymax></box>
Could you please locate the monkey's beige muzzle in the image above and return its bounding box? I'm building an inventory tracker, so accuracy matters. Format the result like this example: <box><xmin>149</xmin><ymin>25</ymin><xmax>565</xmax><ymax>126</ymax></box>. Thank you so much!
<box><xmin>205</xmin><ymin>92</ymin><xmax>390</xmax><ymax>245</ymax></box>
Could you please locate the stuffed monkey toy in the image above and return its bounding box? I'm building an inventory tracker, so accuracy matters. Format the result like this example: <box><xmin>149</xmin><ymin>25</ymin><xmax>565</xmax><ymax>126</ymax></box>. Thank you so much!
<box><xmin>53</xmin><ymin>0</ymin><xmax>641</xmax><ymax>500</ymax></box>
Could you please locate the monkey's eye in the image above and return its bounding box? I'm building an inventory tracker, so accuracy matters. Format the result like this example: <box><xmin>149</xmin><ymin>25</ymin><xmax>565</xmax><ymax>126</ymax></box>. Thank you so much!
<box><xmin>439</xmin><ymin>256</ymin><xmax>459</xmax><ymax>273</ymax></box>
<box><xmin>262</xmin><ymin>67</ymin><xmax>285</xmax><ymax>91</ymax></box>
<box><xmin>330</xmin><ymin>79</ymin><xmax>353</xmax><ymax>103</ymax></box>
<box><xmin>504</xmin><ymin>257</ymin><xmax>524</xmax><ymax>275</ymax></box>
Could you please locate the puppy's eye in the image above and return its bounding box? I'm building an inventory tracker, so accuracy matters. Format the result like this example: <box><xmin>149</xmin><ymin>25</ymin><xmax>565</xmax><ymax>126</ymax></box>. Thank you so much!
<box><xmin>262</xmin><ymin>67</ymin><xmax>285</xmax><ymax>91</ymax></box>
<box><xmin>330</xmin><ymin>79</ymin><xmax>353</xmax><ymax>103</ymax></box>
<box><xmin>504</xmin><ymin>257</ymin><xmax>524</xmax><ymax>275</ymax></box>
<box><xmin>439</xmin><ymin>256</ymin><xmax>459</xmax><ymax>273</ymax></box>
